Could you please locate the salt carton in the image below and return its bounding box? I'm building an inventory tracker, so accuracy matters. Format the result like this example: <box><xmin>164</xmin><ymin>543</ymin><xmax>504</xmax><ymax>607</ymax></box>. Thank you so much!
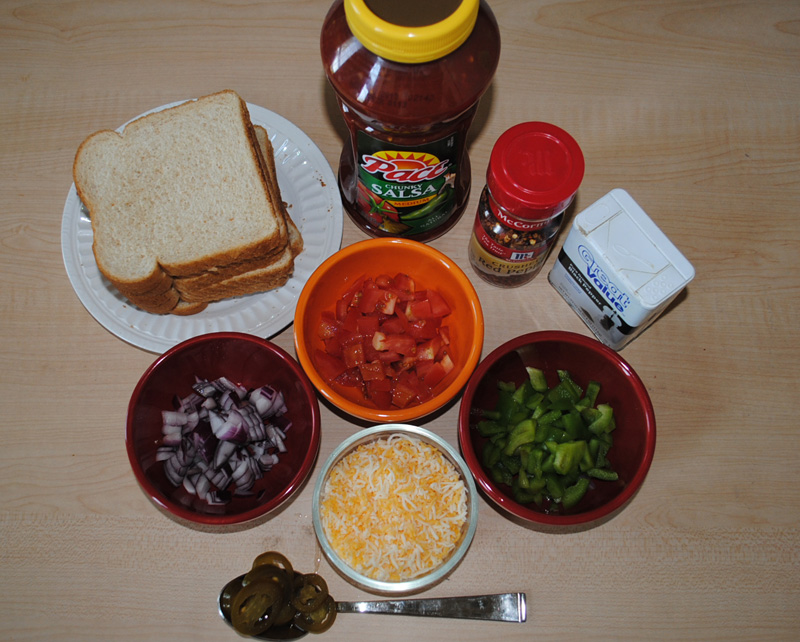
<box><xmin>548</xmin><ymin>189</ymin><xmax>695</xmax><ymax>350</ymax></box>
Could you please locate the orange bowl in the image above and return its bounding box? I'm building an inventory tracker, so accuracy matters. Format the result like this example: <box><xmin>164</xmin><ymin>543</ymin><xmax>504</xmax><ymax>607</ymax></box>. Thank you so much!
<box><xmin>294</xmin><ymin>238</ymin><xmax>484</xmax><ymax>423</ymax></box>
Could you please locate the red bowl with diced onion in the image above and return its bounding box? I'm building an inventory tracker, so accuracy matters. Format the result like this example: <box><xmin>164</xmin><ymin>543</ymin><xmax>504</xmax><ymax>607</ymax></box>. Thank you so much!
<box><xmin>126</xmin><ymin>332</ymin><xmax>321</xmax><ymax>526</ymax></box>
<box><xmin>458</xmin><ymin>331</ymin><xmax>656</xmax><ymax>528</ymax></box>
<box><xmin>294</xmin><ymin>238</ymin><xmax>484</xmax><ymax>423</ymax></box>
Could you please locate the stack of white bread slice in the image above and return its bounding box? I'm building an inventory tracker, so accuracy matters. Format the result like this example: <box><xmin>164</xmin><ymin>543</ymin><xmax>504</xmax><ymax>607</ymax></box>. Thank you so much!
<box><xmin>73</xmin><ymin>90</ymin><xmax>303</xmax><ymax>315</ymax></box>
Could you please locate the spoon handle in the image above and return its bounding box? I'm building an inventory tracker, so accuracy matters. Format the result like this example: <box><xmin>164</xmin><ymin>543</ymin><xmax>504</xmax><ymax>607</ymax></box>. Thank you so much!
<box><xmin>335</xmin><ymin>593</ymin><xmax>527</xmax><ymax>623</ymax></box>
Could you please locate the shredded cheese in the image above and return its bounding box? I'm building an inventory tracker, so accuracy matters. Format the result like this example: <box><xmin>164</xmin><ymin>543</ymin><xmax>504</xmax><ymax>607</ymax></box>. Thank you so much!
<box><xmin>319</xmin><ymin>434</ymin><xmax>468</xmax><ymax>582</ymax></box>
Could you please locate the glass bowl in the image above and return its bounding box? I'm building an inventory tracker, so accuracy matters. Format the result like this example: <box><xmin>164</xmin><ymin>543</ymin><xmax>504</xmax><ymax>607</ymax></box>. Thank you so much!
<box><xmin>312</xmin><ymin>424</ymin><xmax>478</xmax><ymax>594</ymax></box>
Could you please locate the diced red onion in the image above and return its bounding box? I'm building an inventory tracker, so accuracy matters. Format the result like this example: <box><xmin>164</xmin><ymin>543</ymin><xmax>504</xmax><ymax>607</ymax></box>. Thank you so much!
<box><xmin>259</xmin><ymin>453</ymin><xmax>279</xmax><ymax>469</ymax></box>
<box><xmin>213</xmin><ymin>439</ymin><xmax>237</xmax><ymax>469</ymax></box>
<box><xmin>161</xmin><ymin>432</ymin><xmax>183</xmax><ymax>447</ymax></box>
<box><xmin>271</xmin><ymin>413</ymin><xmax>292</xmax><ymax>433</ymax></box>
<box><xmin>156</xmin><ymin>446</ymin><xmax>175</xmax><ymax>462</ymax></box>
<box><xmin>183</xmin><ymin>474</ymin><xmax>197</xmax><ymax>496</ymax></box>
<box><xmin>160</xmin><ymin>377</ymin><xmax>292</xmax><ymax>506</ymax></box>
<box><xmin>162</xmin><ymin>410</ymin><xmax>188</xmax><ymax>426</ymax></box>
<box><xmin>266</xmin><ymin>424</ymin><xmax>287</xmax><ymax>453</ymax></box>
<box><xmin>162</xmin><ymin>421</ymin><xmax>183</xmax><ymax>436</ymax></box>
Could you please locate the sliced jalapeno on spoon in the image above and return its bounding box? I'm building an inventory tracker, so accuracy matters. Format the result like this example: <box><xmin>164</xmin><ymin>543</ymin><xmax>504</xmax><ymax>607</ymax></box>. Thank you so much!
<box><xmin>293</xmin><ymin>595</ymin><xmax>337</xmax><ymax>634</ymax></box>
<box><xmin>231</xmin><ymin>578</ymin><xmax>284</xmax><ymax>636</ymax></box>
<box><xmin>292</xmin><ymin>574</ymin><xmax>328</xmax><ymax>614</ymax></box>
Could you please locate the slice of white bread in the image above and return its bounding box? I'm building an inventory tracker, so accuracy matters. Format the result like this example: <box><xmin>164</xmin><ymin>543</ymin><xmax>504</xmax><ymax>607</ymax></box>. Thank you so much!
<box><xmin>117</xmin><ymin>126</ymin><xmax>304</xmax><ymax>311</ymax></box>
<box><xmin>176</xmin><ymin>247</ymin><xmax>295</xmax><ymax>303</ymax></box>
<box><xmin>73</xmin><ymin>90</ymin><xmax>288</xmax><ymax>308</ymax></box>
<box><xmin>254</xmin><ymin>125</ymin><xmax>303</xmax><ymax>258</ymax></box>
<box><xmin>73</xmin><ymin>91</ymin><xmax>308</xmax><ymax>315</ymax></box>
<box><xmin>172</xmin><ymin>126</ymin><xmax>303</xmax><ymax>303</ymax></box>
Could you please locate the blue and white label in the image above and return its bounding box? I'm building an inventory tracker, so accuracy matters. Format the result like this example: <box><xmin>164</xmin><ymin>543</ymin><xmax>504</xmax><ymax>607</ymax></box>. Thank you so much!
<box><xmin>578</xmin><ymin>245</ymin><xmax>631</xmax><ymax>314</ymax></box>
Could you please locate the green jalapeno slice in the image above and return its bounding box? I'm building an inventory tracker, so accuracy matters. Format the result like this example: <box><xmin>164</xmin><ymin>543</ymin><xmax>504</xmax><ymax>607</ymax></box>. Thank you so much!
<box><xmin>230</xmin><ymin>578</ymin><xmax>284</xmax><ymax>636</ymax></box>
<box><xmin>294</xmin><ymin>595</ymin><xmax>337</xmax><ymax>633</ymax></box>
<box><xmin>251</xmin><ymin>551</ymin><xmax>294</xmax><ymax>579</ymax></box>
<box><xmin>291</xmin><ymin>573</ymin><xmax>329</xmax><ymax>614</ymax></box>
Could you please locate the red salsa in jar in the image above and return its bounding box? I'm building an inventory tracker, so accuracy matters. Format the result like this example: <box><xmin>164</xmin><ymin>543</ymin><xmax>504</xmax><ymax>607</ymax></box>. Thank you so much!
<box><xmin>320</xmin><ymin>0</ymin><xmax>501</xmax><ymax>241</ymax></box>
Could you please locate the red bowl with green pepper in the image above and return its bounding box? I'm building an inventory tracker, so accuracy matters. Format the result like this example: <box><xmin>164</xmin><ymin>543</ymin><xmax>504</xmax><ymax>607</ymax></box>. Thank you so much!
<box><xmin>457</xmin><ymin>331</ymin><xmax>656</xmax><ymax>527</ymax></box>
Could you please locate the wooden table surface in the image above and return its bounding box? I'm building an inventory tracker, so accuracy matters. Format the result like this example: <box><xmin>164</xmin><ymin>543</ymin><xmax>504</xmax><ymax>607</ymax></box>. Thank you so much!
<box><xmin>2</xmin><ymin>1</ymin><xmax>798</xmax><ymax>639</ymax></box>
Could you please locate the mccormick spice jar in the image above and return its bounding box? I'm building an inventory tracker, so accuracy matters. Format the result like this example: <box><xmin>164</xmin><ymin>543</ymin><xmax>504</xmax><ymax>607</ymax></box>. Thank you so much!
<box><xmin>468</xmin><ymin>122</ymin><xmax>585</xmax><ymax>287</ymax></box>
<box><xmin>320</xmin><ymin>0</ymin><xmax>500</xmax><ymax>241</ymax></box>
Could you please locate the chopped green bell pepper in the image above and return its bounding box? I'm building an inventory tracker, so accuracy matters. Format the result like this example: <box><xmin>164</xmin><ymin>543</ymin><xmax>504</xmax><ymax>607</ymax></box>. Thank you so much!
<box><xmin>552</xmin><ymin>441</ymin><xmax>588</xmax><ymax>475</ymax></box>
<box><xmin>526</xmin><ymin>367</ymin><xmax>548</xmax><ymax>393</ymax></box>
<box><xmin>503</xmin><ymin>419</ymin><xmax>537</xmax><ymax>456</ymax></box>
<box><xmin>562</xmin><ymin>477</ymin><xmax>590</xmax><ymax>509</ymax></box>
<box><xmin>477</xmin><ymin>368</ymin><xmax>620</xmax><ymax>514</ymax></box>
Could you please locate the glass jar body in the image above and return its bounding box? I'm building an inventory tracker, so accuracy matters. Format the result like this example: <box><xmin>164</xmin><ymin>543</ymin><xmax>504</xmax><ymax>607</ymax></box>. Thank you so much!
<box><xmin>468</xmin><ymin>186</ymin><xmax>570</xmax><ymax>287</ymax></box>
<box><xmin>320</xmin><ymin>0</ymin><xmax>500</xmax><ymax>241</ymax></box>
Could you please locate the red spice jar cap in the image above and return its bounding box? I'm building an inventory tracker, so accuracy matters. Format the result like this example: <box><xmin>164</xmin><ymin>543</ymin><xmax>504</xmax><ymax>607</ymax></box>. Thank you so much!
<box><xmin>486</xmin><ymin>122</ymin><xmax>585</xmax><ymax>220</ymax></box>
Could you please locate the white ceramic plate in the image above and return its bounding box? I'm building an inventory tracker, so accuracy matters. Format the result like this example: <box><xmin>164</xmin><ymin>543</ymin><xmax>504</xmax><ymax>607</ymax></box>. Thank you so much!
<box><xmin>61</xmin><ymin>100</ymin><xmax>343</xmax><ymax>354</ymax></box>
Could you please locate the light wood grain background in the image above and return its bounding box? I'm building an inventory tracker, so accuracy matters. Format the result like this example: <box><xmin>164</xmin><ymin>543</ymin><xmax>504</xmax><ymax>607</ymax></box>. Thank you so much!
<box><xmin>2</xmin><ymin>1</ymin><xmax>798</xmax><ymax>640</ymax></box>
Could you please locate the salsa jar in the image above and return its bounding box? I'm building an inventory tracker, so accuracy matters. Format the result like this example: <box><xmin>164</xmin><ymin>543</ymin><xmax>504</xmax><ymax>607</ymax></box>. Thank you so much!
<box><xmin>320</xmin><ymin>0</ymin><xmax>501</xmax><ymax>241</ymax></box>
<box><xmin>468</xmin><ymin>122</ymin><xmax>585</xmax><ymax>287</ymax></box>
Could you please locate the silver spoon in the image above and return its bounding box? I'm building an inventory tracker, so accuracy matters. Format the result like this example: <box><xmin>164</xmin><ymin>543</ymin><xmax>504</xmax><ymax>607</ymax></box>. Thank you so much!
<box><xmin>219</xmin><ymin>574</ymin><xmax>526</xmax><ymax>639</ymax></box>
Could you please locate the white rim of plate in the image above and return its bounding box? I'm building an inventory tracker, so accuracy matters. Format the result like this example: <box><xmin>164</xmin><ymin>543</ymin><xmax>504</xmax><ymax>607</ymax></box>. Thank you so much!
<box><xmin>61</xmin><ymin>99</ymin><xmax>343</xmax><ymax>354</ymax></box>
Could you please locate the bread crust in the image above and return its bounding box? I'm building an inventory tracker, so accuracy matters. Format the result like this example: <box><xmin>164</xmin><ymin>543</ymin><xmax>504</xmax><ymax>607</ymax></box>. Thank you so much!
<box><xmin>73</xmin><ymin>90</ymin><xmax>304</xmax><ymax>315</ymax></box>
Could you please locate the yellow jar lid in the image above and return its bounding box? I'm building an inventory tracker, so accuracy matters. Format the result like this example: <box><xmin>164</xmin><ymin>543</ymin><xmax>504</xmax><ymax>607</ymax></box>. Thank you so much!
<box><xmin>344</xmin><ymin>0</ymin><xmax>479</xmax><ymax>64</ymax></box>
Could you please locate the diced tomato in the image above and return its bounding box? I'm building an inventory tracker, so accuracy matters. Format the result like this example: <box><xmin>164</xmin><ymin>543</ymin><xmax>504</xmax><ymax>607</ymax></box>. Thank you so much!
<box><xmin>335</xmin><ymin>367</ymin><xmax>363</xmax><ymax>388</ymax></box>
<box><xmin>365</xmin><ymin>376</ymin><xmax>391</xmax><ymax>392</ymax></box>
<box><xmin>420</xmin><ymin>361</ymin><xmax>448</xmax><ymax>388</ymax></box>
<box><xmin>391</xmin><ymin>379</ymin><xmax>418</xmax><ymax>409</ymax></box>
<box><xmin>414</xmin><ymin>360</ymin><xmax>435</xmax><ymax>380</ymax></box>
<box><xmin>376</xmin><ymin>350</ymin><xmax>402</xmax><ymax>363</ymax></box>
<box><xmin>359</xmin><ymin>360</ymin><xmax>386</xmax><ymax>381</ymax></box>
<box><xmin>375</xmin><ymin>274</ymin><xmax>393</xmax><ymax>288</ymax></box>
<box><xmin>381</xmin><ymin>334</ymin><xmax>417</xmax><ymax>356</ymax></box>
<box><xmin>362</xmin><ymin>340</ymin><xmax>379</xmax><ymax>362</ymax></box>
<box><xmin>365</xmin><ymin>381</ymin><xmax>393</xmax><ymax>409</ymax></box>
<box><xmin>337</xmin><ymin>328</ymin><xmax>362</xmax><ymax>348</ymax></box>
<box><xmin>356</xmin><ymin>315</ymin><xmax>380</xmax><ymax>337</ymax></box>
<box><xmin>416</xmin><ymin>336</ymin><xmax>443</xmax><ymax>361</ymax></box>
<box><xmin>381</xmin><ymin>292</ymin><xmax>398</xmax><ymax>315</ymax></box>
<box><xmin>425</xmin><ymin>289</ymin><xmax>452</xmax><ymax>317</ymax></box>
<box><xmin>357</xmin><ymin>281</ymin><xmax>398</xmax><ymax>315</ymax></box>
<box><xmin>406</xmin><ymin>317</ymin><xmax>441</xmax><ymax>341</ymax></box>
<box><xmin>342</xmin><ymin>307</ymin><xmax>361</xmax><ymax>333</ymax></box>
<box><xmin>405</xmin><ymin>299</ymin><xmax>434</xmax><ymax>321</ymax></box>
<box><xmin>379</xmin><ymin>316</ymin><xmax>406</xmax><ymax>335</ymax></box>
<box><xmin>316</xmin><ymin>272</ymin><xmax>456</xmax><ymax>412</ymax></box>
<box><xmin>335</xmin><ymin>297</ymin><xmax>349</xmax><ymax>322</ymax></box>
<box><xmin>371</xmin><ymin>331</ymin><xmax>387</xmax><ymax>351</ymax></box>
<box><xmin>358</xmin><ymin>281</ymin><xmax>381</xmax><ymax>314</ymax></box>
<box><xmin>372</xmin><ymin>331</ymin><xmax>415</xmax><ymax>356</ymax></box>
<box><xmin>314</xmin><ymin>349</ymin><xmax>347</xmax><ymax>383</ymax></box>
<box><xmin>440</xmin><ymin>352</ymin><xmax>455</xmax><ymax>373</ymax></box>
<box><xmin>393</xmin><ymin>308</ymin><xmax>410</xmax><ymax>331</ymax></box>
<box><xmin>342</xmin><ymin>343</ymin><xmax>365</xmax><ymax>368</ymax></box>
<box><xmin>393</xmin><ymin>273</ymin><xmax>415</xmax><ymax>299</ymax></box>
<box><xmin>323</xmin><ymin>336</ymin><xmax>343</xmax><ymax>358</ymax></box>
<box><xmin>318</xmin><ymin>311</ymin><xmax>339</xmax><ymax>339</ymax></box>
<box><xmin>340</xmin><ymin>275</ymin><xmax>367</xmax><ymax>307</ymax></box>
<box><xmin>397</xmin><ymin>371</ymin><xmax>432</xmax><ymax>402</ymax></box>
